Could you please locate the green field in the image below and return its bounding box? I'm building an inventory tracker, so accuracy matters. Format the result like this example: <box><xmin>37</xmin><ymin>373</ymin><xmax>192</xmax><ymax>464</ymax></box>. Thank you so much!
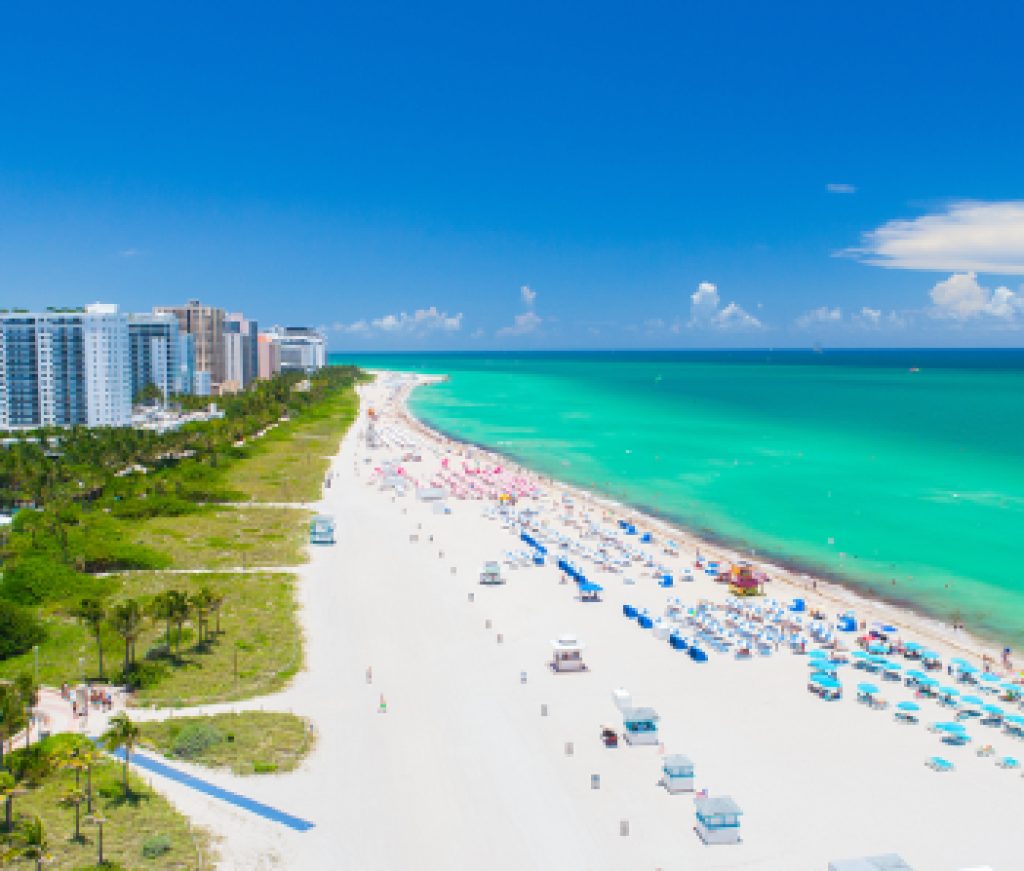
<box><xmin>8</xmin><ymin>752</ymin><xmax>213</xmax><ymax>869</ymax></box>
<box><xmin>139</xmin><ymin>711</ymin><xmax>315</xmax><ymax>775</ymax></box>
<box><xmin>224</xmin><ymin>386</ymin><xmax>359</xmax><ymax>502</ymax></box>
<box><xmin>0</xmin><ymin>571</ymin><xmax>302</xmax><ymax>706</ymax></box>
<box><xmin>134</xmin><ymin>506</ymin><xmax>310</xmax><ymax>570</ymax></box>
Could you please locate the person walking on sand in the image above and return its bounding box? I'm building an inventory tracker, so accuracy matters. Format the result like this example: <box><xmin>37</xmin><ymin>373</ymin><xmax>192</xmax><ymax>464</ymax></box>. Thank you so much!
<box><xmin>379</xmin><ymin>693</ymin><xmax>387</xmax><ymax>713</ymax></box>
<box><xmin>367</xmin><ymin>666</ymin><xmax>373</xmax><ymax>684</ymax></box>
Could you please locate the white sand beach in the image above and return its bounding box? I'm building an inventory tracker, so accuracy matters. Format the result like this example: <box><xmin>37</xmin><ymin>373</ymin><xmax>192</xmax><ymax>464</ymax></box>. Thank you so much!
<box><xmin>131</xmin><ymin>372</ymin><xmax>1020</xmax><ymax>870</ymax></box>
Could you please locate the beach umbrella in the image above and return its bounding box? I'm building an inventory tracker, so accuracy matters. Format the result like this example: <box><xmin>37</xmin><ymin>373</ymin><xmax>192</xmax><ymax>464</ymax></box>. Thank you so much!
<box><xmin>918</xmin><ymin>677</ymin><xmax>939</xmax><ymax>687</ymax></box>
<box><xmin>982</xmin><ymin>704</ymin><xmax>1003</xmax><ymax>716</ymax></box>
<box><xmin>882</xmin><ymin>660</ymin><xmax>903</xmax><ymax>671</ymax></box>
<box><xmin>809</xmin><ymin>650</ymin><xmax>829</xmax><ymax>660</ymax></box>
<box><xmin>853</xmin><ymin>651</ymin><xmax>871</xmax><ymax>660</ymax></box>
<box><xmin>904</xmin><ymin>642</ymin><xmax>923</xmax><ymax>651</ymax></box>
<box><xmin>857</xmin><ymin>683</ymin><xmax>879</xmax><ymax>695</ymax></box>
<box><xmin>980</xmin><ymin>673</ymin><xmax>1002</xmax><ymax>685</ymax></box>
<box><xmin>950</xmin><ymin>657</ymin><xmax>970</xmax><ymax>666</ymax></box>
<box><xmin>906</xmin><ymin>669</ymin><xmax>927</xmax><ymax>680</ymax></box>
<box><xmin>921</xmin><ymin>649</ymin><xmax>940</xmax><ymax>661</ymax></box>
<box><xmin>897</xmin><ymin>701</ymin><xmax>920</xmax><ymax>712</ymax></box>
<box><xmin>937</xmin><ymin>722</ymin><xmax>967</xmax><ymax>734</ymax></box>
<box><xmin>811</xmin><ymin>675</ymin><xmax>841</xmax><ymax>690</ymax></box>
<box><xmin>1004</xmin><ymin>715</ymin><xmax>1024</xmax><ymax>725</ymax></box>
<box><xmin>961</xmin><ymin>695</ymin><xmax>984</xmax><ymax>707</ymax></box>
<box><xmin>939</xmin><ymin>686</ymin><xmax>960</xmax><ymax>696</ymax></box>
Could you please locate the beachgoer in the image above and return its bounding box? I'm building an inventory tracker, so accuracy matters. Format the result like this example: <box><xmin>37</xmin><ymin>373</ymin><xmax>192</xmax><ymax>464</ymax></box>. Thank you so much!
<box><xmin>367</xmin><ymin>667</ymin><xmax>373</xmax><ymax>684</ymax></box>
<box><xmin>379</xmin><ymin>693</ymin><xmax>387</xmax><ymax>713</ymax></box>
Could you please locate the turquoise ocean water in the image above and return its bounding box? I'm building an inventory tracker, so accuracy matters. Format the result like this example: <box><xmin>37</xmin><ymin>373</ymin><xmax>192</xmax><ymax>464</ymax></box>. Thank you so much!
<box><xmin>333</xmin><ymin>351</ymin><xmax>1024</xmax><ymax>647</ymax></box>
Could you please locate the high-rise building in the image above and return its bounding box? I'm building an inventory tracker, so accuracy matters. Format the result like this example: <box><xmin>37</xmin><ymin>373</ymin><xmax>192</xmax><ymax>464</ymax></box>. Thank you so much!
<box><xmin>224</xmin><ymin>313</ymin><xmax>258</xmax><ymax>389</ymax></box>
<box><xmin>175</xmin><ymin>333</ymin><xmax>196</xmax><ymax>395</ymax></box>
<box><xmin>128</xmin><ymin>312</ymin><xmax>179</xmax><ymax>402</ymax></box>
<box><xmin>0</xmin><ymin>303</ymin><xmax>132</xmax><ymax>430</ymax></box>
<box><xmin>193</xmin><ymin>370</ymin><xmax>212</xmax><ymax>397</ymax></box>
<box><xmin>257</xmin><ymin>333</ymin><xmax>281</xmax><ymax>380</ymax></box>
<box><xmin>153</xmin><ymin>300</ymin><xmax>226</xmax><ymax>386</ymax></box>
<box><xmin>264</xmin><ymin>326</ymin><xmax>327</xmax><ymax>374</ymax></box>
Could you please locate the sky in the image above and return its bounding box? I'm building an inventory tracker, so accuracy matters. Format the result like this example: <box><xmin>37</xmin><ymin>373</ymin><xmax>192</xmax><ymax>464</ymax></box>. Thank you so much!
<box><xmin>1</xmin><ymin>2</ymin><xmax>1023</xmax><ymax>349</ymax></box>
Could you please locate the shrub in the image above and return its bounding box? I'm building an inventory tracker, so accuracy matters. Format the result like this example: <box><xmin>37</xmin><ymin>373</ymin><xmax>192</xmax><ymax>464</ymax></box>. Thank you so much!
<box><xmin>253</xmin><ymin>761</ymin><xmax>278</xmax><ymax>774</ymax></box>
<box><xmin>142</xmin><ymin>834</ymin><xmax>172</xmax><ymax>858</ymax></box>
<box><xmin>0</xmin><ymin>597</ymin><xmax>46</xmax><ymax>657</ymax></box>
<box><xmin>114</xmin><ymin>660</ymin><xmax>168</xmax><ymax>690</ymax></box>
<box><xmin>172</xmin><ymin>722</ymin><xmax>223</xmax><ymax>759</ymax></box>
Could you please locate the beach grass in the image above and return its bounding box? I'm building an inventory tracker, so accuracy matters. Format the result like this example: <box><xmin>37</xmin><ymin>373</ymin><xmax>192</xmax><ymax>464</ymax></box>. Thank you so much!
<box><xmin>9</xmin><ymin>759</ymin><xmax>212</xmax><ymax>869</ymax></box>
<box><xmin>133</xmin><ymin>506</ymin><xmax>310</xmax><ymax>570</ymax></box>
<box><xmin>0</xmin><ymin>571</ymin><xmax>302</xmax><ymax>706</ymax></box>
<box><xmin>223</xmin><ymin>386</ymin><xmax>359</xmax><ymax>502</ymax></box>
<box><xmin>138</xmin><ymin>711</ymin><xmax>315</xmax><ymax>775</ymax></box>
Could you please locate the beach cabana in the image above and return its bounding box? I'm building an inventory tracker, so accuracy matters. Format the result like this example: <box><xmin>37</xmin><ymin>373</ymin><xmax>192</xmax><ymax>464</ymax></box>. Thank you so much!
<box><xmin>809</xmin><ymin>674</ymin><xmax>842</xmax><ymax>699</ymax></box>
<box><xmin>309</xmin><ymin>514</ymin><xmax>335</xmax><ymax>545</ymax></box>
<box><xmin>694</xmin><ymin>796</ymin><xmax>742</xmax><ymax>845</ymax></box>
<box><xmin>662</xmin><ymin>754</ymin><xmax>694</xmax><ymax>794</ymax></box>
<box><xmin>620</xmin><ymin>706</ymin><xmax>660</xmax><ymax>745</ymax></box>
<box><xmin>550</xmin><ymin>635</ymin><xmax>587</xmax><ymax>672</ymax></box>
<box><xmin>579</xmin><ymin>581</ymin><xmax>602</xmax><ymax>601</ymax></box>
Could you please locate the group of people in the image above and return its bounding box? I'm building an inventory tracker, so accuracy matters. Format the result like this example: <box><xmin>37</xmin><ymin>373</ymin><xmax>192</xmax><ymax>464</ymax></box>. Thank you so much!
<box><xmin>60</xmin><ymin>683</ymin><xmax>115</xmax><ymax>717</ymax></box>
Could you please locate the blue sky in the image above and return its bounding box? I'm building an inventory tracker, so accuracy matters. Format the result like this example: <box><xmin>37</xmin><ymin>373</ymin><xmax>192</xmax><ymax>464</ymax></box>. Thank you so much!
<box><xmin>2</xmin><ymin>2</ymin><xmax>1023</xmax><ymax>348</ymax></box>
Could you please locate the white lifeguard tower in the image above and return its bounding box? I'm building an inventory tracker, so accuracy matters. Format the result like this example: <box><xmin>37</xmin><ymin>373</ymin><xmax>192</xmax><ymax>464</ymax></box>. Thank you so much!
<box><xmin>663</xmin><ymin>754</ymin><xmax>694</xmax><ymax>793</ymax></box>
<box><xmin>694</xmin><ymin>796</ymin><xmax>743</xmax><ymax>845</ymax></box>
<box><xmin>310</xmin><ymin>515</ymin><xmax>335</xmax><ymax>545</ymax></box>
<box><xmin>620</xmin><ymin>706</ymin><xmax>660</xmax><ymax>745</ymax></box>
<box><xmin>550</xmin><ymin>635</ymin><xmax>586</xmax><ymax>672</ymax></box>
<box><xmin>480</xmin><ymin>561</ymin><xmax>503</xmax><ymax>585</ymax></box>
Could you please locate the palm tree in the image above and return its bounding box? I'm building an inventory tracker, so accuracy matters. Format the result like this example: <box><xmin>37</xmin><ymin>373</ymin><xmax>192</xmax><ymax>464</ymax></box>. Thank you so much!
<box><xmin>58</xmin><ymin>787</ymin><xmax>85</xmax><ymax>841</ymax></box>
<box><xmin>15</xmin><ymin>815</ymin><xmax>50</xmax><ymax>871</ymax></box>
<box><xmin>73</xmin><ymin>744</ymin><xmax>101</xmax><ymax>814</ymax></box>
<box><xmin>190</xmin><ymin>588</ymin><xmax>214</xmax><ymax>645</ymax></box>
<box><xmin>75</xmin><ymin>598</ymin><xmax>106</xmax><ymax>682</ymax></box>
<box><xmin>149</xmin><ymin>592</ymin><xmax>175</xmax><ymax>653</ymax></box>
<box><xmin>101</xmin><ymin>713</ymin><xmax>142</xmax><ymax>794</ymax></box>
<box><xmin>167</xmin><ymin>590</ymin><xmax>190</xmax><ymax>658</ymax></box>
<box><xmin>0</xmin><ymin>686</ymin><xmax>21</xmax><ymax>771</ymax></box>
<box><xmin>14</xmin><ymin>675</ymin><xmax>38</xmax><ymax>750</ymax></box>
<box><xmin>109</xmin><ymin>600</ymin><xmax>142</xmax><ymax>690</ymax></box>
<box><xmin>0</xmin><ymin>772</ymin><xmax>24</xmax><ymax>835</ymax></box>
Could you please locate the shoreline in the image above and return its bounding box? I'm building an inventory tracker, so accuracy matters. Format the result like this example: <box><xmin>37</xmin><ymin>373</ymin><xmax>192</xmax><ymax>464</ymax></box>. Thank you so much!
<box><xmin>381</xmin><ymin>369</ymin><xmax>1014</xmax><ymax>673</ymax></box>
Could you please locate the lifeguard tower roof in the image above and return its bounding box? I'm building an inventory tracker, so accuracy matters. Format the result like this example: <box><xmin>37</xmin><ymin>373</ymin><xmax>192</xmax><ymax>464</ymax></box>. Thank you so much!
<box><xmin>694</xmin><ymin>796</ymin><xmax>742</xmax><ymax>817</ymax></box>
<box><xmin>620</xmin><ymin>706</ymin><xmax>659</xmax><ymax>722</ymax></box>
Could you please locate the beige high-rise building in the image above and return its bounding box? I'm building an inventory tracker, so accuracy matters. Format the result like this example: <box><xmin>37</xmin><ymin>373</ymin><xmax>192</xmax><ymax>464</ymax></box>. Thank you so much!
<box><xmin>153</xmin><ymin>300</ymin><xmax>226</xmax><ymax>385</ymax></box>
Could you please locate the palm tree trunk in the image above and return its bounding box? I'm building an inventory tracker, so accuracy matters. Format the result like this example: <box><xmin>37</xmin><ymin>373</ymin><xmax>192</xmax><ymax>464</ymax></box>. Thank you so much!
<box><xmin>86</xmin><ymin>767</ymin><xmax>92</xmax><ymax>813</ymax></box>
<box><xmin>123</xmin><ymin>752</ymin><xmax>129</xmax><ymax>792</ymax></box>
<box><xmin>124</xmin><ymin>639</ymin><xmax>131</xmax><ymax>690</ymax></box>
<box><xmin>96</xmin><ymin>631</ymin><xmax>104</xmax><ymax>681</ymax></box>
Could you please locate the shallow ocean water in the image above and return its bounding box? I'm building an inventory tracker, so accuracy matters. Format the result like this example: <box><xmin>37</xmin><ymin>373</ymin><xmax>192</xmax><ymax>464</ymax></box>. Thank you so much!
<box><xmin>335</xmin><ymin>350</ymin><xmax>1024</xmax><ymax>648</ymax></box>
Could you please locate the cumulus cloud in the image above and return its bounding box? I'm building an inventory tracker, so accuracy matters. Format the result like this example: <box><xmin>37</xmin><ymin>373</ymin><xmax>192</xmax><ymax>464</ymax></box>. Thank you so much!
<box><xmin>471</xmin><ymin>328</ymin><xmax>485</xmax><ymax>338</ymax></box>
<box><xmin>521</xmin><ymin>285</ymin><xmax>537</xmax><ymax>307</ymax></box>
<box><xmin>688</xmin><ymin>282</ymin><xmax>763</xmax><ymax>331</ymax></box>
<box><xmin>827</xmin><ymin>184</ymin><xmax>856</xmax><ymax>194</ymax></box>
<box><xmin>795</xmin><ymin>307</ymin><xmax>842</xmax><ymax>329</ymax></box>
<box><xmin>644</xmin><ymin>318</ymin><xmax>665</xmax><ymax>330</ymax></box>
<box><xmin>850</xmin><ymin>307</ymin><xmax>906</xmax><ymax>329</ymax></box>
<box><xmin>497</xmin><ymin>311</ymin><xmax>542</xmax><ymax>337</ymax></box>
<box><xmin>929</xmin><ymin>272</ymin><xmax>1024</xmax><ymax>323</ymax></box>
<box><xmin>335</xmin><ymin>307</ymin><xmax>462</xmax><ymax>335</ymax></box>
<box><xmin>842</xmin><ymin>201</ymin><xmax>1024</xmax><ymax>274</ymax></box>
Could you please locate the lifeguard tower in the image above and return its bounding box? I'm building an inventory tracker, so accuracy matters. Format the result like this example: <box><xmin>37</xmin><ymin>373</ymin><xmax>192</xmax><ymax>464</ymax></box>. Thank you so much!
<box><xmin>310</xmin><ymin>515</ymin><xmax>335</xmax><ymax>545</ymax></box>
<box><xmin>550</xmin><ymin>635</ymin><xmax>586</xmax><ymax>672</ymax></box>
<box><xmin>663</xmin><ymin>754</ymin><xmax>694</xmax><ymax>793</ymax></box>
<box><xmin>620</xmin><ymin>706</ymin><xmax>660</xmax><ymax>745</ymax></box>
<box><xmin>694</xmin><ymin>795</ymin><xmax>743</xmax><ymax>844</ymax></box>
<box><xmin>728</xmin><ymin>563</ymin><xmax>763</xmax><ymax>598</ymax></box>
<box><xmin>480</xmin><ymin>561</ymin><xmax>503</xmax><ymax>585</ymax></box>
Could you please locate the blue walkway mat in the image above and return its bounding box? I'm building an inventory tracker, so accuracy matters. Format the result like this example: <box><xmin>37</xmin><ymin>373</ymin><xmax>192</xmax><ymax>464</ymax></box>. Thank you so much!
<box><xmin>110</xmin><ymin>749</ymin><xmax>315</xmax><ymax>831</ymax></box>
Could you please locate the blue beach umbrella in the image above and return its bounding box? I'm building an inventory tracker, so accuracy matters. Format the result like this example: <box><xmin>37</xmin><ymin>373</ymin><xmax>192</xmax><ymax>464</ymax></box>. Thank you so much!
<box><xmin>937</xmin><ymin>722</ymin><xmax>967</xmax><ymax>733</ymax></box>
<box><xmin>1004</xmin><ymin>715</ymin><xmax>1024</xmax><ymax>726</ymax></box>
<box><xmin>897</xmin><ymin>701</ymin><xmax>920</xmax><ymax>712</ymax></box>
<box><xmin>811</xmin><ymin>675</ymin><xmax>841</xmax><ymax>690</ymax></box>
<box><xmin>980</xmin><ymin>673</ymin><xmax>1002</xmax><ymax>685</ymax></box>
<box><xmin>579</xmin><ymin>582</ymin><xmax>603</xmax><ymax>592</ymax></box>
<box><xmin>918</xmin><ymin>677</ymin><xmax>939</xmax><ymax>687</ymax></box>
<box><xmin>809</xmin><ymin>650</ymin><xmax>829</xmax><ymax>659</ymax></box>
<box><xmin>904</xmin><ymin>642</ymin><xmax>923</xmax><ymax>651</ymax></box>
<box><xmin>950</xmin><ymin>657</ymin><xmax>969</xmax><ymax>666</ymax></box>
<box><xmin>921</xmin><ymin>649</ymin><xmax>940</xmax><ymax>660</ymax></box>
<box><xmin>961</xmin><ymin>695</ymin><xmax>984</xmax><ymax>706</ymax></box>
<box><xmin>958</xmin><ymin>664</ymin><xmax>979</xmax><ymax>674</ymax></box>
<box><xmin>939</xmin><ymin>686</ymin><xmax>960</xmax><ymax>696</ymax></box>
<box><xmin>982</xmin><ymin>704</ymin><xmax>1004</xmax><ymax>716</ymax></box>
<box><xmin>858</xmin><ymin>683</ymin><xmax>879</xmax><ymax>694</ymax></box>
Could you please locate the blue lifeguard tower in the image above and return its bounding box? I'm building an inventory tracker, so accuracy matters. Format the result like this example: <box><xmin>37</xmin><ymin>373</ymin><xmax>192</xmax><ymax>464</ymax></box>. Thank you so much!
<box><xmin>310</xmin><ymin>514</ymin><xmax>335</xmax><ymax>545</ymax></box>
<box><xmin>694</xmin><ymin>795</ymin><xmax>743</xmax><ymax>845</ymax></box>
<box><xmin>662</xmin><ymin>754</ymin><xmax>694</xmax><ymax>793</ymax></box>
<box><xmin>620</xmin><ymin>706</ymin><xmax>660</xmax><ymax>745</ymax></box>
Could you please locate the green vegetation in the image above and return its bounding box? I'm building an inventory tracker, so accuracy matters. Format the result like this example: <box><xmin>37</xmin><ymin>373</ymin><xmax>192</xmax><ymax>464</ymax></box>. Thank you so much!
<box><xmin>0</xmin><ymin>571</ymin><xmax>301</xmax><ymax>705</ymax></box>
<box><xmin>0</xmin><ymin>733</ymin><xmax>212</xmax><ymax>869</ymax></box>
<box><xmin>222</xmin><ymin>383</ymin><xmax>360</xmax><ymax>502</ymax></box>
<box><xmin>139</xmin><ymin>711</ymin><xmax>315</xmax><ymax>775</ymax></box>
<box><xmin>135</xmin><ymin>506</ymin><xmax>309</xmax><ymax>569</ymax></box>
<box><xmin>131</xmin><ymin>382</ymin><xmax>165</xmax><ymax>406</ymax></box>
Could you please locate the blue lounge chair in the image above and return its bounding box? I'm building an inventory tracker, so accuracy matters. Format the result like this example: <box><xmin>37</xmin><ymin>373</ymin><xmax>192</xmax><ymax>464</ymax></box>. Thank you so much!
<box><xmin>926</xmin><ymin>757</ymin><xmax>955</xmax><ymax>772</ymax></box>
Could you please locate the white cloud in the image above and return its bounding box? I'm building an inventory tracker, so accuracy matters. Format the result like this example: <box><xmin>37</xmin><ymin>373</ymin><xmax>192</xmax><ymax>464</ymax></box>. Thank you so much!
<box><xmin>688</xmin><ymin>282</ymin><xmax>763</xmax><ymax>331</ymax></box>
<box><xmin>929</xmin><ymin>272</ymin><xmax>1024</xmax><ymax>322</ymax></box>
<box><xmin>336</xmin><ymin>307</ymin><xmax>462</xmax><ymax>335</ymax></box>
<box><xmin>850</xmin><ymin>307</ymin><xmax>906</xmax><ymax>329</ymax></box>
<box><xmin>715</xmin><ymin>302</ymin><xmax>763</xmax><ymax>331</ymax></box>
<box><xmin>827</xmin><ymin>184</ymin><xmax>856</xmax><ymax>194</ymax></box>
<box><xmin>843</xmin><ymin>201</ymin><xmax>1024</xmax><ymax>274</ymax></box>
<box><xmin>521</xmin><ymin>285</ymin><xmax>537</xmax><ymax>307</ymax></box>
<box><xmin>860</xmin><ymin>308</ymin><xmax>881</xmax><ymax>325</ymax></box>
<box><xmin>496</xmin><ymin>311</ymin><xmax>542</xmax><ymax>337</ymax></box>
<box><xmin>795</xmin><ymin>306</ymin><xmax>842</xmax><ymax>329</ymax></box>
<box><xmin>644</xmin><ymin>318</ymin><xmax>665</xmax><ymax>330</ymax></box>
<box><xmin>471</xmin><ymin>328</ymin><xmax>485</xmax><ymax>338</ymax></box>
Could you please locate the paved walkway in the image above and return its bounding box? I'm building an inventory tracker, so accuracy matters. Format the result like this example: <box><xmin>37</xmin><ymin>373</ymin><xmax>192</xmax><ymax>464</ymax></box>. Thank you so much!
<box><xmin>110</xmin><ymin>748</ymin><xmax>315</xmax><ymax>832</ymax></box>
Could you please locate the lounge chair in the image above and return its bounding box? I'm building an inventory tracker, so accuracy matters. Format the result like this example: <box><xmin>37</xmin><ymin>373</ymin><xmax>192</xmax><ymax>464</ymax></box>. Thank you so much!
<box><xmin>926</xmin><ymin>757</ymin><xmax>955</xmax><ymax>772</ymax></box>
<box><xmin>996</xmin><ymin>757</ymin><xmax>1019</xmax><ymax>769</ymax></box>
